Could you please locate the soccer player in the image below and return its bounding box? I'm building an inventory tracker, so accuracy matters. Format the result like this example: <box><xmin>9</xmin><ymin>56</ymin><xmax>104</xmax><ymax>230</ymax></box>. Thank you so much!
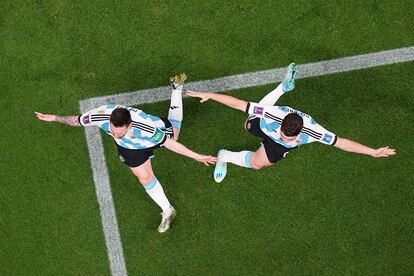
<box><xmin>35</xmin><ymin>74</ymin><xmax>217</xmax><ymax>233</ymax></box>
<box><xmin>187</xmin><ymin>64</ymin><xmax>396</xmax><ymax>183</ymax></box>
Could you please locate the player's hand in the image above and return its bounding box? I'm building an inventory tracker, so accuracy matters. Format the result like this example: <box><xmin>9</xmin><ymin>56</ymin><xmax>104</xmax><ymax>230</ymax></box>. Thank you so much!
<box><xmin>196</xmin><ymin>155</ymin><xmax>218</xmax><ymax>166</ymax></box>
<box><xmin>186</xmin><ymin>90</ymin><xmax>210</xmax><ymax>103</ymax></box>
<box><xmin>34</xmin><ymin>112</ymin><xmax>57</xmax><ymax>122</ymax></box>
<box><xmin>371</xmin><ymin>146</ymin><xmax>396</xmax><ymax>157</ymax></box>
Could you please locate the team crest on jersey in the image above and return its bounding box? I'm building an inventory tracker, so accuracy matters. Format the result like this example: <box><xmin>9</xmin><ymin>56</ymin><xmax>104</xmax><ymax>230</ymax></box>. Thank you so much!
<box><xmin>83</xmin><ymin>115</ymin><xmax>91</xmax><ymax>124</ymax></box>
<box><xmin>253</xmin><ymin>106</ymin><xmax>264</xmax><ymax>115</ymax></box>
<box><xmin>322</xmin><ymin>134</ymin><xmax>333</xmax><ymax>143</ymax></box>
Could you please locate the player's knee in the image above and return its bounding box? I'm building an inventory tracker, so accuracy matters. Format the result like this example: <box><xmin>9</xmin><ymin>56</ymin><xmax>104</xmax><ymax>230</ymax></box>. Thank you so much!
<box><xmin>136</xmin><ymin>173</ymin><xmax>154</xmax><ymax>186</ymax></box>
<box><xmin>250</xmin><ymin>159</ymin><xmax>263</xmax><ymax>170</ymax></box>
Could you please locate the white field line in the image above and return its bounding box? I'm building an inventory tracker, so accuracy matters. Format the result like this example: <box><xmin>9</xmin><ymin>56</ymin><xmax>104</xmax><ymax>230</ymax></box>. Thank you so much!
<box><xmin>80</xmin><ymin>46</ymin><xmax>414</xmax><ymax>110</ymax></box>
<box><xmin>79</xmin><ymin>46</ymin><xmax>414</xmax><ymax>276</ymax></box>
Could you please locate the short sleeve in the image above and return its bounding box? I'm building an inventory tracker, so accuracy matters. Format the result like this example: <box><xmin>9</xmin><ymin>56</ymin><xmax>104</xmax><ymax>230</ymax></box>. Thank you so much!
<box><xmin>302</xmin><ymin>118</ymin><xmax>337</xmax><ymax>146</ymax></box>
<box><xmin>78</xmin><ymin>105</ymin><xmax>111</xmax><ymax>127</ymax></box>
<box><xmin>245</xmin><ymin>102</ymin><xmax>274</xmax><ymax>119</ymax></box>
<box><xmin>78</xmin><ymin>105</ymin><xmax>113</xmax><ymax>126</ymax></box>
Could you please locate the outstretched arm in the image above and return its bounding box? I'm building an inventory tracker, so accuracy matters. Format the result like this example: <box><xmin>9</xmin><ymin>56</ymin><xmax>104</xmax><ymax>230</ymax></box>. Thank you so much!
<box><xmin>333</xmin><ymin>137</ymin><xmax>396</xmax><ymax>157</ymax></box>
<box><xmin>35</xmin><ymin>112</ymin><xmax>81</xmax><ymax>127</ymax></box>
<box><xmin>187</xmin><ymin>90</ymin><xmax>248</xmax><ymax>112</ymax></box>
<box><xmin>163</xmin><ymin>138</ymin><xmax>217</xmax><ymax>166</ymax></box>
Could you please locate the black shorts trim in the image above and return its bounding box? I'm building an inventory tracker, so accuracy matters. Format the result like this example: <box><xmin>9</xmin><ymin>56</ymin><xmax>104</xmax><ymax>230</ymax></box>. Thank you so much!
<box><xmin>246</xmin><ymin>117</ymin><xmax>295</xmax><ymax>163</ymax></box>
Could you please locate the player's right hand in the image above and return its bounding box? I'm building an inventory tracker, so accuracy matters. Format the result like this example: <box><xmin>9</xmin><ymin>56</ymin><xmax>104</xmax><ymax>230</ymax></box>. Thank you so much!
<box><xmin>34</xmin><ymin>112</ymin><xmax>57</xmax><ymax>122</ymax></box>
<box><xmin>186</xmin><ymin>90</ymin><xmax>210</xmax><ymax>103</ymax></box>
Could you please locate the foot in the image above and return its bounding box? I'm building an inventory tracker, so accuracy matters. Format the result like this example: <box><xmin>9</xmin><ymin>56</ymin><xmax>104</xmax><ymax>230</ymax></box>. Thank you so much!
<box><xmin>282</xmin><ymin>63</ymin><xmax>298</xmax><ymax>92</ymax></box>
<box><xmin>158</xmin><ymin>206</ymin><xmax>177</xmax><ymax>233</ymax></box>
<box><xmin>214</xmin><ymin>149</ymin><xmax>228</xmax><ymax>183</ymax></box>
<box><xmin>169</xmin><ymin>73</ymin><xmax>187</xmax><ymax>90</ymax></box>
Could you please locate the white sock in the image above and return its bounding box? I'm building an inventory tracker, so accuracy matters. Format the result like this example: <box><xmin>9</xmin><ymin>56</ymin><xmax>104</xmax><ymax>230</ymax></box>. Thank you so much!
<box><xmin>168</xmin><ymin>87</ymin><xmax>183</xmax><ymax>130</ymax></box>
<box><xmin>259</xmin><ymin>83</ymin><xmax>284</xmax><ymax>105</ymax></box>
<box><xmin>144</xmin><ymin>177</ymin><xmax>171</xmax><ymax>214</ymax></box>
<box><xmin>221</xmin><ymin>150</ymin><xmax>253</xmax><ymax>168</ymax></box>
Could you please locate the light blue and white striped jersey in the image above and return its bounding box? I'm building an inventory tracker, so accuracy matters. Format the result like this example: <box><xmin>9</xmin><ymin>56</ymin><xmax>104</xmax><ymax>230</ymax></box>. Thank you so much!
<box><xmin>78</xmin><ymin>104</ymin><xmax>169</xmax><ymax>150</ymax></box>
<box><xmin>246</xmin><ymin>102</ymin><xmax>337</xmax><ymax>148</ymax></box>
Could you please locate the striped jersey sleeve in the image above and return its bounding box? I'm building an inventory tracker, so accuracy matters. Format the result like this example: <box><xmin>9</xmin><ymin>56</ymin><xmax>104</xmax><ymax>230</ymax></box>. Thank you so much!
<box><xmin>300</xmin><ymin>116</ymin><xmax>337</xmax><ymax>146</ymax></box>
<box><xmin>245</xmin><ymin>102</ymin><xmax>277</xmax><ymax>119</ymax></box>
<box><xmin>78</xmin><ymin>105</ymin><xmax>112</xmax><ymax>127</ymax></box>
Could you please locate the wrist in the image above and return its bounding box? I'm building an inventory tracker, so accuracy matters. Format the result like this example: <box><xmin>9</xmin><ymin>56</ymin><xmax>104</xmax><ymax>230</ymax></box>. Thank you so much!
<box><xmin>193</xmin><ymin>153</ymin><xmax>202</xmax><ymax>160</ymax></box>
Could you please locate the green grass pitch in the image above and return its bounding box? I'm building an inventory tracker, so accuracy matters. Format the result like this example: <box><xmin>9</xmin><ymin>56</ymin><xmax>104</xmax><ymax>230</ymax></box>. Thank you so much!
<box><xmin>1</xmin><ymin>1</ymin><xmax>413</xmax><ymax>275</ymax></box>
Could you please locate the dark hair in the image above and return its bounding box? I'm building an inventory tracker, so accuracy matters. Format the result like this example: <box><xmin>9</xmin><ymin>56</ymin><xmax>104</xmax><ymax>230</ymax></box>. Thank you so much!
<box><xmin>281</xmin><ymin>113</ymin><xmax>303</xmax><ymax>137</ymax></box>
<box><xmin>110</xmin><ymin>108</ymin><xmax>132</xmax><ymax>127</ymax></box>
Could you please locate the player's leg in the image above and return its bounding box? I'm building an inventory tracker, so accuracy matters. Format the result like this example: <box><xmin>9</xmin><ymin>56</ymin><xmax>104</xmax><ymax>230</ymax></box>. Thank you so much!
<box><xmin>258</xmin><ymin>83</ymin><xmax>284</xmax><ymax>105</ymax></box>
<box><xmin>249</xmin><ymin>145</ymin><xmax>273</xmax><ymax>169</ymax></box>
<box><xmin>129</xmin><ymin>159</ymin><xmax>176</xmax><ymax>233</ymax></box>
<box><xmin>214</xmin><ymin>146</ymin><xmax>272</xmax><ymax>182</ymax></box>
<box><xmin>214</xmin><ymin>117</ymin><xmax>266</xmax><ymax>182</ymax></box>
<box><xmin>213</xmin><ymin>149</ymin><xmax>254</xmax><ymax>183</ymax></box>
<box><xmin>259</xmin><ymin>63</ymin><xmax>298</xmax><ymax>105</ymax></box>
<box><xmin>168</xmin><ymin>73</ymin><xmax>186</xmax><ymax>141</ymax></box>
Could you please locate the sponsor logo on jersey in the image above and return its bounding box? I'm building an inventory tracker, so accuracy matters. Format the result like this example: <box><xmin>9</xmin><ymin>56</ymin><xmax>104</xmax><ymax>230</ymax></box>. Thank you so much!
<box><xmin>83</xmin><ymin>115</ymin><xmax>91</xmax><ymax>124</ymax></box>
<box><xmin>322</xmin><ymin>133</ymin><xmax>332</xmax><ymax>143</ymax></box>
<box><xmin>253</xmin><ymin>106</ymin><xmax>264</xmax><ymax>115</ymax></box>
<box><xmin>151</xmin><ymin>128</ymin><xmax>164</xmax><ymax>143</ymax></box>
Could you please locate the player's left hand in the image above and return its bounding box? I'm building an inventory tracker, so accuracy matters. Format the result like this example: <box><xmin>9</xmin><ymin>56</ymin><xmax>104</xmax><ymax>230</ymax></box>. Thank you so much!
<box><xmin>197</xmin><ymin>155</ymin><xmax>218</xmax><ymax>166</ymax></box>
<box><xmin>371</xmin><ymin>146</ymin><xmax>396</xmax><ymax>157</ymax></box>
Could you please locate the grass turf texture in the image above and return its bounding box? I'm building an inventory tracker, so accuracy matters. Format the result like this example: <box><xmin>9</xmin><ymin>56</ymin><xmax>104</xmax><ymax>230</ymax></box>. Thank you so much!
<box><xmin>107</xmin><ymin>64</ymin><xmax>414</xmax><ymax>275</ymax></box>
<box><xmin>1</xmin><ymin>0</ymin><xmax>413</xmax><ymax>274</ymax></box>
